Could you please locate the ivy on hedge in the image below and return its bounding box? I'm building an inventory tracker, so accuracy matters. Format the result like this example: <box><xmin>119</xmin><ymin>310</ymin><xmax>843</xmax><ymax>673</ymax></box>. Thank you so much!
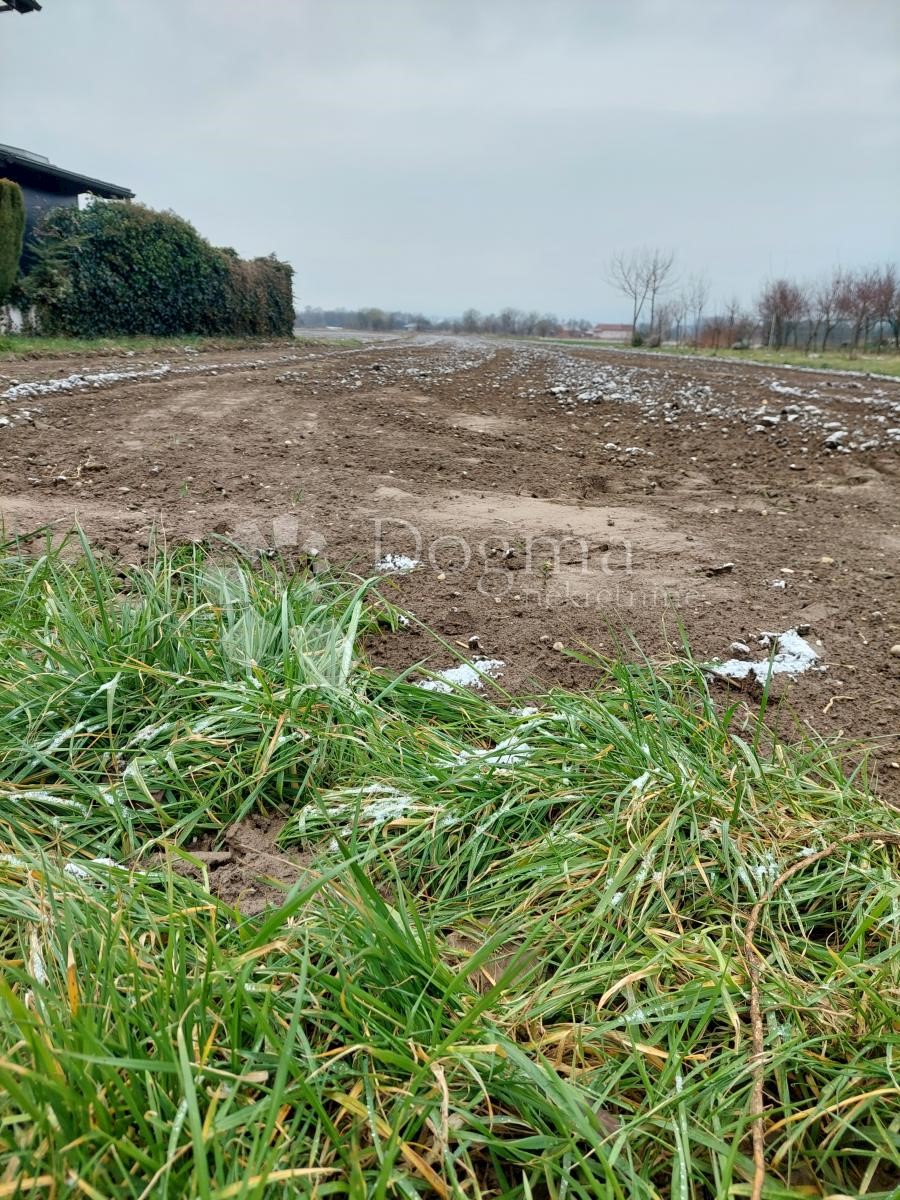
<box><xmin>0</xmin><ymin>178</ymin><xmax>26</xmax><ymax>305</ymax></box>
<box><xmin>24</xmin><ymin>200</ymin><xmax>294</xmax><ymax>337</ymax></box>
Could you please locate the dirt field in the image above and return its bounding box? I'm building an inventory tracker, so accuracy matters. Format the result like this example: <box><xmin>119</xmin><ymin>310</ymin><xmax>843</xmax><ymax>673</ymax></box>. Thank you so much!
<box><xmin>2</xmin><ymin>334</ymin><xmax>899</xmax><ymax>795</ymax></box>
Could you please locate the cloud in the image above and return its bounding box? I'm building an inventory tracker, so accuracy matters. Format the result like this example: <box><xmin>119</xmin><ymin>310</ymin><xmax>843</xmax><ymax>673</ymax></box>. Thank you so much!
<box><xmin>2</xmin><ymin>0</ymin><xmax>898</xmax><ymax>316</ymax></box>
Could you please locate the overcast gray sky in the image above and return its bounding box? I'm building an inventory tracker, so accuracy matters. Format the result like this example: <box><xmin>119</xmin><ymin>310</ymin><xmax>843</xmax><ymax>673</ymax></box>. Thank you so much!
<box><xmin>3</xmin><ymin>0</ymin><xmax>898</xmax><ymax>319</ymax></box>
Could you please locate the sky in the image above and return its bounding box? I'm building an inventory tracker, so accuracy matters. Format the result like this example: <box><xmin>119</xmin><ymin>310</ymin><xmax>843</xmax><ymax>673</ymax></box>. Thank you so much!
<box><xmin>2</xmin><ymin>0</ymin><xmax>898</xmax><ymax>320</ymax></box>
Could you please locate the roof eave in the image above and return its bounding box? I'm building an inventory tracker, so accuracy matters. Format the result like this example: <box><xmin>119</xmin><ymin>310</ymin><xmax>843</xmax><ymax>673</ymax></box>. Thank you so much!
<box><xmin>0</xmin><ymin>151</ymin><xmax>133</xmax><ymax>199</ymax></box>
<box><xmin>48</xmin><ymin>167</ymin><xmax>134</xmax><ymax>199</ymax></box>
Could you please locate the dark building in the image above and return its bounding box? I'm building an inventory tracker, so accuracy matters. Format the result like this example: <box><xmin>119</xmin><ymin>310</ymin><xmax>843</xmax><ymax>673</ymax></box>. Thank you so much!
<box><xmin>0</xmin><ymin>143</ymin><xmax>133</xmax><ymax>269</ymax></box>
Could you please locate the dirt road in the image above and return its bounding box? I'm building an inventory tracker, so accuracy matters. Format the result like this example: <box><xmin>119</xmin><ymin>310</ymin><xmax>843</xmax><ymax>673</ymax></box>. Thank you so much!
<box><xmin>2</xmin><ymin>335</ymin><xmax>899</xmax><ymax>792</ymax></box>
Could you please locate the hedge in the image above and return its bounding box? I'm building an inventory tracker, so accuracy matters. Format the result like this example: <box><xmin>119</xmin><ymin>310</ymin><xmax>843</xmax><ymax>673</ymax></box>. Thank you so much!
<box><xmin>24</xmin><ymin>200</ymin><xmax>294</xmax><ymax>337</ymax></box>
<box><xmin>0</xmin><ymin>179</ymin><xmax>26</xmax><ymax>304</ymax></box>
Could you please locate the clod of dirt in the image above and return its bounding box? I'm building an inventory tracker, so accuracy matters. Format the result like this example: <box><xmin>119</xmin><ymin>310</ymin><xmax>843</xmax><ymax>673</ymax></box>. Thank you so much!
<box><xmin>176</xmin><ymin>815</ymin><xmax>316</xmax><ymax>915</ymax></box>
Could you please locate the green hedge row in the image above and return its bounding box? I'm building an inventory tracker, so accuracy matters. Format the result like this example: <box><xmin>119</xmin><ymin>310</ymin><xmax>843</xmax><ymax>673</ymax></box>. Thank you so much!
<box><xmin>24</xmin><ymin>200</ymin><xmax>294</xmax><ymax>337</ymax></box>
<box><xmin>0</xmin><ymin>179</ymin><xmax>26</xmax><ymax>304</ymax></box>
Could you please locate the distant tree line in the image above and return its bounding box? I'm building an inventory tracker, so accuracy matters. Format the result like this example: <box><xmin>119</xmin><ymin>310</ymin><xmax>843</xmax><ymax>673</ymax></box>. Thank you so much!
<box><xmin>295</xmin><ymin>305</ymin><xmax>587</xmax><ymax>337</ymax></box>
<box><xmin>295</xmin><ymin>307</ymin><xmax>431</xmax><ymax>332</ymax></box>
<box><xmin>297</xmin><ymin>259</ymin><xmax>900</xmax><ymax>355</ymax></box>
<box><xmin>754</xmin><ymin>267</ymin><xmax>899</xmax><ymax>351</ymax></box>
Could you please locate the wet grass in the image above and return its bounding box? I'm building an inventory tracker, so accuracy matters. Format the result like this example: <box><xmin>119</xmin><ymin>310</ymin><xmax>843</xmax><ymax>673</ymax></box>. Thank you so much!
<box><xmin>0</xmin><ymin>534</ymin><xmax>898</xmax><ymax>1197</ymax></box>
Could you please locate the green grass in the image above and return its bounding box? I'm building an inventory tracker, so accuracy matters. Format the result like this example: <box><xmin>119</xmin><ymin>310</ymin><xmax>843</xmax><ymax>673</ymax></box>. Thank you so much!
<box><xmin>0</xmin><ymin>533</ymin><xmax>898</xmax><ymax>1198</ymax></box>
<box><xmin>531</xmin><ymin>338</ymin><xmax>900</xmax><ymax>378</ymax></box>
<box><xmin>0</xmin><ymin>334</ymin><xmax>342</xmax><ymax>359</ymax></box>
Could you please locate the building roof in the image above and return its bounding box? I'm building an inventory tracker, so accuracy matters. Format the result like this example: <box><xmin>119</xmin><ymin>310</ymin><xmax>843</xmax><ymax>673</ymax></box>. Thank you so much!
<box><xmin>0</xmin><ymin>144</ymin><xmax>133</xmax><ymax>198</ymax></box>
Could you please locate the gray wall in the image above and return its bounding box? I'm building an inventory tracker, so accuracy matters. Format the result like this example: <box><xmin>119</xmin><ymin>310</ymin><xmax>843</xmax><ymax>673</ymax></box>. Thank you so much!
<box><xmin>17</xmin><ymin>182</ymin><xmax>78</xmax><ymax>270</ymax></box>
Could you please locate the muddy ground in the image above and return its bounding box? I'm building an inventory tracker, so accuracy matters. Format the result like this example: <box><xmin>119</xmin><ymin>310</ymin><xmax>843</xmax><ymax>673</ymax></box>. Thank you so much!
<box><xmin>2</xmin><ymin>333</ymin><xmax>899</xmax><ymax>801</ymax></box>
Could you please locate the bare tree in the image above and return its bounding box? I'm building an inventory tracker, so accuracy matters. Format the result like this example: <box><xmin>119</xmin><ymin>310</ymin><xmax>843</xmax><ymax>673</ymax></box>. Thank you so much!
<box><xmin>534</xmin><ymin>313</ymin><xmax>561</xmax><ymax>337</ymax></box>
<box><xmin>835</xmin><ymin>273</ymin><xmax>855</xmax><ymax>348</ymax></box>
<box><xmin>654</xmin><ymin>299</ymin><xmax>677</xmax><ymax>343</ymax></box>
<box><xmin>670</xmin><ymin>291</ymin><xmax>689</xmax><ymax>345</ymax></box>
<box><xmin>687</xmin><ymin>273</ymin><xmax>710</xmax><ymax>348</ymax></box>
<box><xmin>814</xmin><ymin>269</ymin><xmax>844</xmax><ymax>351</ymax></box>
<box><xmin>841</xmin><ymin>270</ymin><xmax>879</xmax><ymax>352</ymax></box>
<box><xmin>724</xmin><ymin>296</ymin><xmax>742</xmax><ymax>345</ymax></box>
<box><xmin>705</xmin><ymin>312</ymin><xmax>728</xmax><ymax>349</ymax></box>
<box><xmin>607</xmin><ymin>250</ymin><xmax>651</xmax><ymax>341</ymax></box>
<box><xmin>498</xmin><ymin>307</ymin><xmax>520</xmax><ymax>335</ymax></box>
<box><xmin>645</xmin><ymin>249</ymin><xmax>677</xmax><ymax>339</ymax></box>
<box><xmin>797</xmin><ymin>283</ymin><xmax>818</xmax><ymax>350</ymax></box>
<box><xmin>871</xmin><ymin>264</ymin><xmax>897</xmax><ymax>349</ymax></box>
<box><xmin>885</xmin><ymin>265</ymin><xmax>900</xmax><ymax>349</ymax></box>
<box><xmin>758</xmin><ymin>278</ymin><xmax>805</xmax><ymax>349</ymax></box>
<box><xmin>607</xmin><ymin>247</ymin><xmax>675</xmax><ymax>343</ymax></box>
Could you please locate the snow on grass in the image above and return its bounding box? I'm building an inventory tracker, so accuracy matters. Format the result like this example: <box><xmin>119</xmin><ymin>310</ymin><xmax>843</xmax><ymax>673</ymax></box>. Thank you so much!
<box><xmin>447</xmin><ymin>735</ymin><xmax>532</xmax><ymax>767</ymax></box>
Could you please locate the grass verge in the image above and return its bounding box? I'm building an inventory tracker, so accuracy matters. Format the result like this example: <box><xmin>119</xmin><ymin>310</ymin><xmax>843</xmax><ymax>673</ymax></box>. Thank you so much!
<box><xmin>0</xmin><ymin>534</ymin><xmax>898</xmax><ymax>1197</ymax></box>
<box><xmin>531</xmin><ymin>339</ymin><xmax>900</xmax><ymax>378</ymax></box>
<box><xmin>0</xmin><ymin>334</ymin><xmax>353</xmax><ymax>360</ymax></box>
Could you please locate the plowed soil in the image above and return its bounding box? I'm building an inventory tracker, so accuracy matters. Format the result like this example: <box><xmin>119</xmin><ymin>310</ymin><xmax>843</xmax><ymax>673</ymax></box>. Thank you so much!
<box><xmin>2</xmin><ymin>334</ymin><xmax>899</xmax><ymax>797</ymax></box>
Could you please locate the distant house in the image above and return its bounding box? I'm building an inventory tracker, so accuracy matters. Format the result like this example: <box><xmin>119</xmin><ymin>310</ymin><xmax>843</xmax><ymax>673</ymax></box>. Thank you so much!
<box><xmin>0</xmin><ymin>143</ymin><xmax>133</xmax><ymax>269</ymax></box>
<box><xmin>591</xmin><ymin>323</ymin><xmax>632</xmax><ymax>343</ymax></box>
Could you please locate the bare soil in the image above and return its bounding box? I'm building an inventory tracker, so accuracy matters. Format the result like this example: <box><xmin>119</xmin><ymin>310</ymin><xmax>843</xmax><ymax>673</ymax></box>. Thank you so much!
<box><xmin>2</xmin><ymin>334</ymin><xmax>899</xmax><ymax>799</ymax></box>
<box><xmin>175</xmin><ymin>815</ymin><xmax>316</xmax><ymax>914</ymax></box>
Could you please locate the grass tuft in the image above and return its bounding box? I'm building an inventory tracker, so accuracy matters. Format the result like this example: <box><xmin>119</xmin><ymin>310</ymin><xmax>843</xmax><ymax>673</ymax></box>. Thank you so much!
<box><xmin>0</xmin><ymin>536</ymin><xmax>897</xmax><ymax>1197</ymax></box>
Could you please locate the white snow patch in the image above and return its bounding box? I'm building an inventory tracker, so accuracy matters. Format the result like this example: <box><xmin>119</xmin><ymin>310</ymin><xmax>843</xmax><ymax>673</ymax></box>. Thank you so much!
<box><xmin>626</xmin><ymin>770</ymin><xmax>652</xmax><ymax>794</ymax></box>
<box><xmin>28</xmin><ymin>928</ymin><xmax>48</xmax><ymax>986</ymax></box>
<box><xmin>325</xmin><ymin>783</ymin><xmax>416</xmax><ymax>826</ymax></box>
<box><xmin>375</xmin><ymin>554</ymin><xmax>421</xmax><ymax>574</ymax></box>
<box><xmin>5</xmin><ymin>789</ymin><xmax>87</xmax><ymax>812</ymax></box>
<box><xmin>417</xmin><ymin>658</ymin><xmax>505</xmax><ymax>692</ymax></box>
<box><xmin>361</xmin><ymin>795</ymin><xmax>416</xmax><ymax>823</ymax></box>
<box><xmin>64</xmin><ymin>862</ymin><xmax>92</xmax><ymax>880</ymax></box>
<box><xmin>712</xmin><ymin>629</ymin><xmax>822</xmax><ymax>684</ymax></box>
<box><xmin>449</xmin><ymin>736</ymin><xmax>532</xmax><ymax>767</ymax></box>
<box><xmin>64</xmin><ymin>857</ymin><xmax>121</xmax><ymax>881</ymax></box>
<box><xmin>738</xmin><ymin>852</ymin><xmax>781</xmax><ymax>890</ymax></box>
<box><xmin>129</xmin><ymin>721</ymin><xmax>173</xmax><ymax>745</ymax></box>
